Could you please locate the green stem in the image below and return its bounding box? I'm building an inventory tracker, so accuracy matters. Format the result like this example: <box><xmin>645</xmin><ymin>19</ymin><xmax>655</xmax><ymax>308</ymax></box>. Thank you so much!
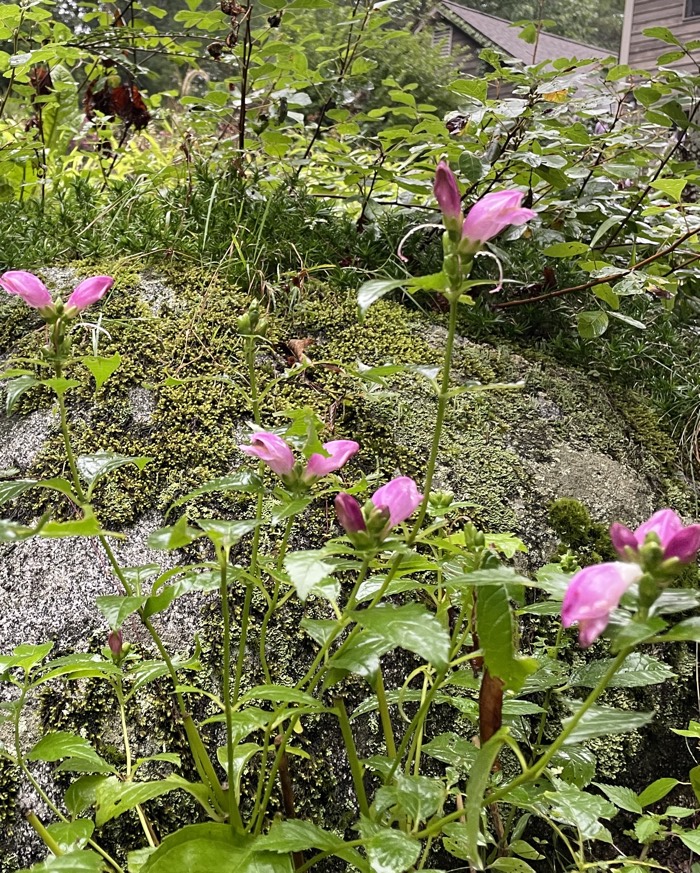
<box><xmin>220</xmin><ymin>556</ymin><xmax>244</xmax><ymax>831</ymax></box>
<box><xmin>259</xmin><ymin>514</ymin><xmax>296</xmax><ymax>684</ymax></box>
<box><xmin>409</xmin><ymin>295</ymin><xmax>459</xmax><ymax>540</ymax></box>
<box><xmin>25</xmin><ymin>811</ymin><xmax>63</xmax><ymax>856</ymax></box>
<box><xmin>56</xmin><ymin>393</ymin><xmax>86</xmax><ymax>503</ymax></box>
<box><xmin>387</xmin><ymin>666</ymin><xmax>447</xmax><ymax>781</ymax></box>
<box><xmin>253</xmin><ymin>717</ymin><xmax>299</xmax><ymax>833</ymax></box>
<box><xmin>374</xmin><ymin>668</ymin><xmax>396</xmax><ymax>759</ymax></box>
<box><xmin>334</xmin><ymin>698</ymin><xmax>369</xmax><ymax>817</ymax></box>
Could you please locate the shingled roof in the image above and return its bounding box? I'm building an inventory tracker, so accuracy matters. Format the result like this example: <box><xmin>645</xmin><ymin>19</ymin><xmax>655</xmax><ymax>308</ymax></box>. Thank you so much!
<box><xmin>437</xmin><ymin>0</ymin><xmax>613</xmax><ymax>63</ymax></box>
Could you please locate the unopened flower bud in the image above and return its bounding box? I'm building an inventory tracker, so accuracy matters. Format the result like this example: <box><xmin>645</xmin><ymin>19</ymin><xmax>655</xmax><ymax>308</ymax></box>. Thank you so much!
<box><xmin>108</xmin><ymin>630</ymin><xmax>123</xmax><ymax>657</ymax></box>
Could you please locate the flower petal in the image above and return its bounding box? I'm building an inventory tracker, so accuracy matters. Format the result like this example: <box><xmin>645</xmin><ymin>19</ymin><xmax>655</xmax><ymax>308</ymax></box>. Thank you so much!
<box><xmin>0</xmin><ymin>271</ymin><xmax>52</xmax><ymax>309</ymax></box>
<box><xmin>66</xmin><ymin>276</ymin><xmax>114</xmax><ymax>312</ymax></box>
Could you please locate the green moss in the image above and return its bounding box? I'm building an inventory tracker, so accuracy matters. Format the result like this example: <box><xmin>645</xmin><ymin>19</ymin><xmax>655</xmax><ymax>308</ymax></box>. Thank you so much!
<box><xmin>548</xmin><ymin>497</ymin><xmax>616</xmax><ymax>564</ymax></box>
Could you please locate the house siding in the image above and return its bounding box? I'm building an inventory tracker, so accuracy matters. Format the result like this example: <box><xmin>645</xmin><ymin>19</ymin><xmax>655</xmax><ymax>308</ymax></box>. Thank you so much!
<box><xmin>626</xmin><ymin>0</ymin><xmax>700</xmax><ymax>71</ymax></box>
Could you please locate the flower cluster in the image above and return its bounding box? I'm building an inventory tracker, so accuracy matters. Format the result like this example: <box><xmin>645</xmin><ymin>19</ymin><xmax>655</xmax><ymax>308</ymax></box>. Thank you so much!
<box><xmin>335</xmin><ymin>477</ymin><xmax>423</xmax><ymax>547</ymax></box>
<box><xmin>239</xmin><ymin>431</ymin><xmax>359</xmax><ymax>488</ymax></box>
<box><xmin>433</xmin><ymin>161</ymin><xmax>537</xmax><ymax>252</ymax></box>
<box><xmin>0</xmin><ymin>270</ymin><xmax>114</xmax><ymax>318</ymax></box>
<box><xmin>562</xmin><ymin>509</ymin><xmax>700</xmax><ymax>646</ymax></box>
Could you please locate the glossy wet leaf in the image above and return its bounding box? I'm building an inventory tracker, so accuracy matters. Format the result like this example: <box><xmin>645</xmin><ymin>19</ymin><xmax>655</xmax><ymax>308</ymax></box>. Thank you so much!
<box><xmin>359</xmin><ymin>818</ymin><xmax>420</xmax><ymax>873</ymax></box>
<box><xmin>351</xmin><ymin>602</ymin><xmax>450</xmax><ymax>668</ymax></box>
<box><xmin>284</xmin><ymin>549</ymin><xmax>337</xmax><ymax>602</ymax></box>
<box><xmin>77</xmin><ymin>451</ymin><xmax>152</xmax><ymax>485</ymax></box>
<box><xmin>561</xmin><ymin>704</ymin><xmax>653</xmax><ymax>744</ymax></box>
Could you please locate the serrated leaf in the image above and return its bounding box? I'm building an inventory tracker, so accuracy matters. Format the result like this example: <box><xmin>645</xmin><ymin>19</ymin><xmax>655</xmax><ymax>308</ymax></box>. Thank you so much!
<box><xmin>562</xmin><ymin>704</ymin><xmax>653</xmax><ymax>743</ymax></box>
<box><xmin>593</xmin><ymin>782</ymin><xmax>642</xmax><ymax>813</ymax></box>
<box><xmin>95</xmin><ymin>775</ymin><xmax>215</xmax><ymax>826</ymax></box>
<box><xmin>166</xmin><ymin>471</ymin><xmax>264</xmax><ymax>515</ymax></box>
<box><xmin>568</xmin><ymin>653</ymin><xmax>675</xmax><ymax>688</ymax></box>
<box><xmin>330</xmin><ymin>630</ymin><xmax>393</xmax><ymax>680</ymax></box>
<box><xmin>551</xmin><ymin>746</ymin><xmax>596</xmax><ymax>788</ymax></box>
<box><xmin>642</xmin><ymin>26</ymin><xmax>681</xmax><ymax>44</ymax></box>
<box><xmin>5</xmin><ymin>375</ymin><xmax>38</xmax><ymax>414</ymax></box>
<box><xmin>284</xmin><ymin>549</ymin><xmax>337</xmax><ymax>602</ymax></box>
<box><xmin>545</xmin><ymin>785</ymin><xmax>616</xmax><ymax>840</ymax></box>
<box><xmin>81</xmin><ymin>353</ymin><xmax>121</xmax><ymax>390</ymax></box>
<box><xmin>28</xmin><ymin>731</ymin><xmax>116</xmax><ymax>774</ymax></box>
<box><xmin>459</xmin><ymin>151</ymin><xmax>484</xmax><ymax>183</ymax></box>
<box><xmin>259</xmin><ymin>818</ymin><xmax>368</xmax><ymax>868</ymax></box>
<box><xmin>351</xmin><ymin>602</ymin><xmax>450</xmax><ymax>668</ymax></box>
<box><xmin>148</xmin><ymin>515</ymin><xmax>200</xmax><ymax>550</ymax></box>
<box><xmin>77</xmin><ymin>452</ymin><xmax>152</xmax><ymax>486</ymax></box>
<box><xmin>96</xmin><ymin>595</ymin><xmax>148</xmax><ymax>628</ymax></box>
<box><xmin>359</xmin><ymin>818</ymin><xmax>420</xmax><ymax>873</ymax></box>
<box><xmin>421</xmin><ymin>731</ymin><xmax>478</xmax><ymax>772</ymax></box>
<box><xmin>197</xmin><ymin>519</ymin><xmax>258</xmax><ymax>551</ymax></box>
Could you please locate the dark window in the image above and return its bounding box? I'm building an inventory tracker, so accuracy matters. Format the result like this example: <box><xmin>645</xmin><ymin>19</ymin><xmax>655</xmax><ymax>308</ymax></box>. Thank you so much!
<box><xmin>687</xmin><ymin>0</ymin><xmax>700</xmax><ymax>17</ymax></box>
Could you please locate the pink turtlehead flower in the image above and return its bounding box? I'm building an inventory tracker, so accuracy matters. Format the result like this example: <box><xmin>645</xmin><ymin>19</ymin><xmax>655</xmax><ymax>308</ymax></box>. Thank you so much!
<box><xmin>65</xmin><ymin>276</ymin><xmax>114</xmax><ymax>313</ymax></box>
<box><xmin>0</xmin><ymin>271</ymin><xmax>52</xmax><ymax>309</ymax></box>
<box><xmin>434</xmin><ymin>161</ymin><xmax>463</xmax><ymax>232</ymax></box>
<box><xmin>461</xmin><ymin>191</ymin><xmax>537</xmax><ymax>249</ymax></box>
<box><xmin>562</xmin><ymin>561</ymin><xmax>643</xmax><ymax>647</ymax></box>
<box><xmin>239</xmin><ymin>431</ymin><xmax>294</xmax><ymax>476</ymax></box>
<box><xmin>335</xmin><ymin>476</ymin><xmax>423</xmax><ymax>539</ymax></box>
<box><xmin>611</xmin><ymin>509</ymin><xmax>700</xmax><ymax>565</ymax></box>
<box><xmin>372</xmin><ymin>476</ymin><xmax>423</xmax><ymax>527</ymax></box>
<box><xmin>335</xmin><ymin>492</ymin><xmax>366</xmax><ymax>535</ymax></box>
<box><xmin>303</xmin><ymin>440</ymin><xmax>360</xmax><ymax>482</ymax></box>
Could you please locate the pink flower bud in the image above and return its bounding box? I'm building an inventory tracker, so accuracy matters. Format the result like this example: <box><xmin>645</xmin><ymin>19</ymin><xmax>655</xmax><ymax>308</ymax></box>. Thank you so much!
<box><xmin>562</xmin><ymin>561</ymin><xmax>643</xmax><ymax>647</ymax></box>
<box><xmin>239</xmin><ymin>431</ymin><xmax>295</xmax><ymax>476</ymax></box>
<box><xmin>664</xmin><ymin>525</ymin><xmax>700</xmax><ymax>563</ymax></box>
<box><xmin>108</xmin><ymin>629</ymin><xmax>123</xmax><ymax>656</ymax></box>
<box><xmin>303</xmin><ymin>440</ymin><xmax>360</xmax><ymax>481</ymax></box>
<box><xmin>610</xmin><ymin>522</ymin><xmax>637</xmax><ymax>556</ymax></box>
<box><xmin>0</xmin><ymin>271</ymin><xmax>52</xmax><ymax>309</ymax></box>
<box><xmin>65</xmin><ymin>276</ymin><xmax>114</xmax><ymax>314</ymax></box>
<box><xmin>633</xmin><ymin>509</ymin><xmax>683</xmax><ymax>550</ymax></box>
<box><xmin>434</xmin><ymin>161</ymin><xmax>463</xmax><ymax>232</ymax></box>
<box><xmin>371</xmin><ymin>476</ymin><xmax>423</xmax><ymax>528</ymax></box>
<box><xmin>461</xmin><ymin>191</ymin><xmax>537</xmax><ymax>250</ymax></box>
<box><xmin>335</xmin><ymin>493</ymin><xmax>366</xmax><ymax>535</ymax></box>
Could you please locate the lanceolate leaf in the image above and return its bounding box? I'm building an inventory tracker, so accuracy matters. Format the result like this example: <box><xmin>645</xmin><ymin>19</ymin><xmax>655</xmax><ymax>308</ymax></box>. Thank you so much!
<box><xmin>476</xmin><ymin>585</ymin><xmax>538</xmax><ymax>692</ymax></box>
<box><xmin>561</xmin><ymin>704</ymin><xmax>653</xmax><ymax>744</ymax></box>
<box><xmin>166</xmin><ymin>471</ymin><xmax>264</xmax><ymax>515</ymax></box>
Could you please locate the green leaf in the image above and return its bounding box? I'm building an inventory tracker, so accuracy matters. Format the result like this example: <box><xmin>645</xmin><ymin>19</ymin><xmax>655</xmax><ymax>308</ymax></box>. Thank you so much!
<box><xmin>166</xmin><ymin>472</ymin><xmax>264</xmax><ymax>515</ymax></box>
<box><xmin>650</xmin><ymin>178</ymin><xmax>687</xmax><ymax>201</ymax></box>
<box><xmin>351</xmin><ymin>602</ymin><xmax>450</xmax><ymax>668</ymax></box>
<box><xmin>568</xmin><ymin>653</ymin><xmax>675</xmax><ymax>688</ymax></box>
<box><xmin>77</xmin><ymin>452</ymin><xmax>152</xmax><ymax>486</ymax></box>
<box><xmin>148</xmin><ymin>515</ymin><xmax>200</xmax><ymax>550</ymax></box>
<box><xmin>95</xmin><ymin>775</ymin><xmax>215</xmax><ymax>826</ymax></box>
<box><xmin>259</xmin><ymin>819</ymin><xmax>369</xmax><ymax>869</ymax></box>
<box><xmin>359</xmin><ymin>818</ymin><xmax>420</xmax><ymax>873</ymax></box>
<box><xmin>545</xmin><ymin>785</ymin><xmax>616</xmax><ymax>840</ymax></box>
<box><xmin>543</xmin><ymin>241</ymin><xmax>589</xmax><ymax>257</ymax></box>
<box><xmin>657</xmin><ymin>617</ymin><xmax>700</xmax><ymax>641</ymax></box>
<box><xmin>40</xmin><ymin>377</ymin><xmax>81</xmax><ymax>397</ymax></box>
<box><xmin>0</xmin><ymin>479</ymin><xmax>37</xmax><ymax>505</ymax></box>
<box><xmin>642</xmin><ymin>26</ymin><xmax>681</xmax><ymax>44</ymax></box>
<box><xmin>691</xmin><ymin>766</ymin><xmax>700</xmax><ymax>804</ymax></box>
<box><xmin>464</xmin><ymin>729</ymin><xmax>508</xmax><ymax>867</ymax></box>
<box><xmin>357</xmin><ymin>279</ymin><xmax>406</xmax><ymax>314</ymax></box>
<box><xmin>65</xmin><ymin>775</ymin><xmax>108</xmax><ymax>817</ymax></box>
<box><xmin>608</xmin><ymin>311</ymin><xmax>646</xmax><ymax>330</ymax></box>
<box><xmin>562</xmin><ymin>704</ymin><xmax>653</xmax><ymax>743</ymax></box>
<box><xmin>551</xmin><ymin>746</ymin><xmax>596</xmax><ymax>788</ymax></box>
<box><xmin>234</xmin><ymin>685</ymin><xmax>321</xmax><ymax>710</ymax></box>
<box><xmin>284</xmin><ymin>549</ymin><xmax>337</xmax><ymax>602</ymax></box>
<box><xmin>216</xmin><ymin>743</ymin><xmax>260</xmax><ymax>802</ymax></box>
<box><xmin>20</xmin><ymin>850</ymin><xmax>104</xmax><ymax>872</ymax></box>
<box><xmin>127</xmin><ymin>847</ymin><xmax>157</xmax><ymax>873</ymax></box>
<box><xmin>677</xmin><ymin>829</ymin><xmax>700</xmax><ymax>853</ymax></box>
<box><xmin>5</xmin><ymin>375</ymin><xmax>38</xmax><ymax>414</ymax></box>
<box><xmin>196</xmin><ymin>519</ymin><xmax>258</xmax><ymax>551</ymax></box>
<box><xmin>39</xmin><ymin>514</ymin><xmax>107</xmax><ymax>538</ymax></box>
<box><xmin>421</xmin><ymin>731</ymin><xmax>478</xmax><ymax>773</ymax></box>
<box><xmin>593</xmin><ymin>283</ymin><xmax>619</xmax><ymax>310</ymax></box>
<box><xmin>3</xmin><ymin>642</ymin><xmax>53</xmax><ymax>673</ymax></box>
<box><xmin>141</xmin><ymin>823</ymin><xmax>294</xmax><ymax>873</ymax></box>
<box><xmin>0</xmin><ymin>518</ymin><xmax>36</xmax><ymax>542</ymax></box>
<box><xmin>330</xmin><ymin>630</ymin><xmax>393</xmax><ymax>681</ymax></box>
<box><xmin>271</xmin><ymin>497</ymin><xmax>312</xmax><ymax>525</ymax></box>
<box><xmin>577</xmin><ymin>310</ymin><xmax>609</xmax><ymax>339</ymax></box>
<box><xmin>81</xmin><ymin>353</ymin><xmax>121</xmax><ymax>390</ymax></box>
<box><xmin>45</xmin><ymin>820</ymin><xmax>94</xmax><ymax>852</ymax></box>
<box><xmin>593</xmin><ymin>782</ymin><xmax>642</xmax><ymax>813</ymax></box>
<box><xmin>459</xmin><ymin>151</ymin><xmax>484</xmax><ymax>183</ymax></box>
<box><xmin>393</xmin><ymin>773</ymin><xmax>444</xmax><ymax>822</ymax></box>
<box><xmin>638</xmin><ymin>778</ymin><xmax>679</xmax><ymax>807</ymax></box>
<box><xmin>96</xmin><ymin>595</ymin><xmax>148</xmax><ymax>628</ymax></box>
<box><xmin>28</xmin><ymin>731</ymin><xmax>116</xmax><ymax>774</ymax></box>
<box><xmin>476</xmin><ymin>585</ymin><xmax>538</xmax><ymax>692</ymax></box>
<box><xmin>300</xmin><ymin>617</ymin><xmax>339</xmax><ymax>646</ymax></box>
<box><xmin>491</xmin><ymin>860</ymin><xmax>537</xmax><ymax>872</ymax></box>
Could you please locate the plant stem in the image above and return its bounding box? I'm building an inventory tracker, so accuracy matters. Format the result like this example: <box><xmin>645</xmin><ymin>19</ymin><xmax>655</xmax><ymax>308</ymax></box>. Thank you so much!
<box><xmin>220</xmin><ymin>555</ymin><xmax>244</xmax><ymax>831</ymax></box>
<box><xmin>334</xmin><ymin>698</ymin><xmax>369</xmax><ymax>817</ymax></box>
<box><xmin>56</xmin><ymin>393</ymin><xmax>86</xmax><ymax>503</ymax></box>
<box><xmin>25</xmin><ymin>811</ymin><xmax>63</xmax><ymax>856</ymax></box>
<box><xmin>374</xmin><ymin>668</ymin><xmax>396</xmax><ymax>759</ymax></box>
<box><xmin>409</xmin><ymin>295</ymin><xmax>459</xmax><ymax>538</ymax></box>
<box><xmin>259</xmin><ymin>513</ymin><xmax>295</xmax><ymax>683</ymax></box>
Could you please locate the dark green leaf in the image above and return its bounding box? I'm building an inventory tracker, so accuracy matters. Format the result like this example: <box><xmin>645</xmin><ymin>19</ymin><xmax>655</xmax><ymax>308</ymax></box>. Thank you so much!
<box><xmin>148</xmin><ymin>515</ymin><xmax>200</xmax><ymax>550</ymax></box>
<box><xmin>359</xmin><ymin>818</ymin><xmax>420</xmax><ymax>873</ymax></box>
<box><xmin>259</xmin><ymin>819</ymin><xmax>369</xmax><ymax>869</ymax></box>
<box><xmin>638</xmin><ymin>778</ymin><xmax>679</xmax><ymax>807</ymax></box>
<box><xmin>77</xmin><ymin>452</ymin><xmax>152</xmax><ymax>486</ymax></box>
<box><xmin>45</xmin><ymin>820</ymin><xmax>94</xmax><ymax>852</ymax></box>
<box><xmin>330</xmin><ymin>630</ymin><xmax>393</xmax><ymax>680</ymax></box>
<box><xmin>464</xmin><ymin>729</ymin><xmax>508</xmax><ymax>865</ymax></box>
<box><xmin>96</xmin><ymin>595</ymin><xmax>148</xmax><ymax>628</ymax></box>
<box><xmin>19</xmin><ymin>850</ymin><xmax>104</xmax><ymax>872</ymax></box>
<box><xmin>421</xmin><ymin>732</ymin><xmax>478</xmax><ymax>772</ymax></box>
<box><xmin>5</xmin><ymin>375</ymin><xmax>38</xmax><ymax>414</ymax></box>
<box><xmin>141</xmin><ymin>823</ymin><xmax>294</xmax><ymax>873</ymax></box>
<box><xmin>561</xmin><ymin>704</ymin><xmax>653</xmax><ymax>743</ymax></box>
<box><xmin>352</xmin><ymin>602</ymin><xmax>450</xmax><ymax>668</ymax></box>
<box><xmin>577</xmin><ymin>310</ymin><xmax>609</xmax><ymax>339</ymax></box>
<box><xmin>568</xmin><ymin>653</ymin><xmax>675</xmax><ymax>688</ymax></box>
<box><xmin>197</xmin><ymin>519</ymin><xmax>258</xmax><ymax>551</ymax></box>
<box><xmin>476</xmin><ymin>585</ymin><xmax>538</xmax><ymax>692</ymax></box>
<box><xmin>593</xmin><ymin>782</ymin><xmax>642</xmax><ymax>813</ymax></box>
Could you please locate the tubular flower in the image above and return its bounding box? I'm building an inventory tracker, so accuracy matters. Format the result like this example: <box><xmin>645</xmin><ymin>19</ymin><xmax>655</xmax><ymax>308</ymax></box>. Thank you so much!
<box><xmin>303</xmin><ymin>440</ymin><xmax>360</xmax><ymax>482</ymax></box>
<box><xmin>611</xmin><ymin>509</ymin><xmax>700</xmax><ymax>565</ymax></box>
<box><xmin>434</xmin><ymin>161</ymin><xmax>463</xmax><ymax>234</ymax></box>
<box><xmin>65</xmin><ymin>276</ymin><xmax>114</xmax><ymax>315</ymax></box>
<box><xmin>371</xmin><ymin>476</ymin><xmax>423</xmax><ymax>527</ymax></box>
<box><xmin>460</xmin><ymin>191</ymin><xmax>537</xmax><ymax>251</ymax></box>
<box><xmin>0</xmin><ymin>271</ymin><xmax>52</xmax><ymax>309</ymax></box>
<box><xmin>335</xmin><ymin>476</ymin><xmax>423</xmax><ymax>542</ymax></box>
<box><xmin>562</xmin><ymin>561</ymin><xmax>643</xmax><ymax>647</ymax></box>
<box><xmin>239</xmin><ymin>431</ymin><xmax>295</xmax><ymax>476</ymax></box>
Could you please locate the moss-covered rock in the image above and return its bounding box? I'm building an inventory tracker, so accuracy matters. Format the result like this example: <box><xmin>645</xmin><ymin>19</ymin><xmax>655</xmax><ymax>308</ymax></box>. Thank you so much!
<box><xmin>1</xmin><ymin>266</ymin><xmax>698</xmax><ymax>870</ymax></box>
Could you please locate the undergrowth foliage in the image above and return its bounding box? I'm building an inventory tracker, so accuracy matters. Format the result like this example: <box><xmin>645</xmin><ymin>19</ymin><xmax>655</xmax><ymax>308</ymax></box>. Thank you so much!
<box><xmin>2</xmin><ymin>167</ymin><xmax>700</xmax><ymax>872</ymax></box>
